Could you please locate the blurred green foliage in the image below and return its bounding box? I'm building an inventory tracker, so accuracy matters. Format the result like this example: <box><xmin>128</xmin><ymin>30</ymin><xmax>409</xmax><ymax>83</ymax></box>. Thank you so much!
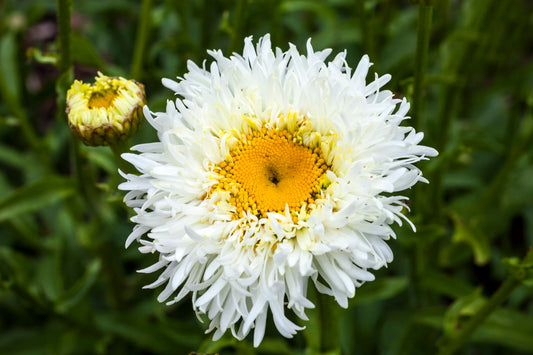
<box><xmin>1</xmin><ymin>0</ymin><xmax>533</xmax><ymax>354</ymax></box>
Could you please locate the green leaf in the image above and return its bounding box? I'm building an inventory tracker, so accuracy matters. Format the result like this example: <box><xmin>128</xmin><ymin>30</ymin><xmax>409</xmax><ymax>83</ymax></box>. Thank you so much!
<box><xmin>36</xmin><ymin>255</ymin><xmax>62</xmax><ymax>302</ymax></box>
<box><xmin>0</xmin><ymin>176</ymin><xmax>76</xmax><ymax>222</ymax></box>
<box><xmin>0</xmin><ymin>247</ymin><xmax>50</xmax><ymax>310</ymax></box>
<box><xmin>0</xmin><ymin>144</ymin><xmax>27</xmax><ymax>170</ymax></box>
<box><xmin>257</xmin><ymin>338</ymin><xmax>293</xmax><ymax>354</ymax></box>
<box><xmin>472</xmin><ymin>308</ymin><xmax>533</xmax><ymax>352</ymax></box>
<box><xmin>450</xmin><ymin>211</ymin><xmax>490</xmax><ymax>265</ymax></box>
<box><xmin>442</xmin><ymin>288</ymin><xmax>486</xmax><ymax>337</ymax></box>
<box><xmin>86</xmin><ymin>148</ymin><xmax>117</xmax><ymax>175</ymax></box>
<box><xmin>351</xmin><ymin>277</ymin><xmax>408</xmax><ymax>305</ymax></box>
<box><xmin>55</xmin><ymin>259</ymin><xmax>101</xmax><ymax>313</ymax></box>
<box><xmin>95</xmin><ymin>313</ymin><xmax>201</xmax><ymax>353</ymax></box>
<box><xmin>70</xmin><ymin>33</ymin><xmax>107</xmax><ymax>69</ymax></box>
<box><xmin>420</xmin><ymin>270</ymin><xmax>475</xmax><ymax>298</ymax></box>
<box><xmin>416</xmin><ymin>307</ymin><xmax>533</xmax><ymax>352</ymax></box>
<box><xmin>502</xmin><ymin>249</ymin><xmax>533</xmax><ymax>286</ymax></box>
<box><xmin>0</xmin><ymin>33</ymin><xmax>22</xmax><ymax>113</ymax></box>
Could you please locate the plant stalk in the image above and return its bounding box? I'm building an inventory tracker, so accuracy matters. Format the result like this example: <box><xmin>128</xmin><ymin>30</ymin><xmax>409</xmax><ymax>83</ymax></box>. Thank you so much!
<box><xmin>437</xmin><ymin>276</ymin><xmax>521</xmax><ymax>355</ymax></box>
<box><xmin>412</xmin><ymin>1</ymin><xmax>433</xmax><ymax>132</ymax></box>
<box><xmin>317</xmin><ymin>292</ymin><xmax>341</xmax><ymax>354</ymax></box>
<box><xmin>110</xmin><ymin>139</ymin><xmax>136</xmax><ymax>175</ymax></box>
<box><xmin>131</xmin><ymin>0</ymin><xmax>153</xmax><ymax>80</ymax></box>
<box><xmin>229</xmin><ymin>0</ymin><xmax>247</xmax><ymax>53</ymax></box>
<box><xmin>57</xmin><ymin>0</ymin><xmax>72</xmax><ymax>73</ymax></box>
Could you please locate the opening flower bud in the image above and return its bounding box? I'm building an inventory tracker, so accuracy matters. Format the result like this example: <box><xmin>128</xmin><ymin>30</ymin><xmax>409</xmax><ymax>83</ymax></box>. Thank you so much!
<box><xmin>66</xmin><ymin>72</ymin><xmax>146</xmax><ymax>146</ymax></box>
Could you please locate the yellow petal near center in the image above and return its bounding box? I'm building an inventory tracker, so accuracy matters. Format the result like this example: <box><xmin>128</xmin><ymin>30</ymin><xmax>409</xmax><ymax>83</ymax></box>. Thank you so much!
<box><xmin>211</xmin><ymin>127</ymin><xmax>328</xmax><ymax>219</ymax></box>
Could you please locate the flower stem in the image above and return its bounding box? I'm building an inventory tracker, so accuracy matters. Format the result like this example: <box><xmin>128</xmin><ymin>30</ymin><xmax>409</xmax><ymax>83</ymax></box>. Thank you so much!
<box><xmin>229</xmin><ymin>0</ymin><xmax>247</xmax><ymax>53</ymax></box>
<box><xmin>270</xmin><ymin>0</ymin><xmax>282</xmax><ymax>48</ymax></box>
<box><xmin>130</xmin><ymin>0</ymin><xmax>152</xmax><ymax>80</ymax></box>
<box><xmin>109</xmin><ymin>139</ymin><xmax>136</xmax><ymax>175</ymax></box>
<box><xmin>437</xmin><ymin>276</ymin><xmax>521</xmax><ymax>355</ymax></box>
<box><xmin>317</xmin><ymin>292</ymin><xmax>341</xmax><ymax>354</ymax></box>
<box><xmin>356</xmin><ymin>0</ymin><xmax>375</xmax><ymax>60</ymax></box>
<box><xmin>412</xmin><ymin>0</ymin><xmax>433</xmax><ymax>132</ymax></box>
<box><xmin>56</xmin><ymin>0</ymin><xmax>72</xmax><ymax>73</ymax></box>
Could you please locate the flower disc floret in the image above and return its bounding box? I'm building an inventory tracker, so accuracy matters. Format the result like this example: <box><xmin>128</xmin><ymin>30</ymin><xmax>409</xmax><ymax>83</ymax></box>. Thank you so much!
<box><xmin>210</xmin><ymin>124</ymin><xmax>329</xmax><ymax>221</ymax></box>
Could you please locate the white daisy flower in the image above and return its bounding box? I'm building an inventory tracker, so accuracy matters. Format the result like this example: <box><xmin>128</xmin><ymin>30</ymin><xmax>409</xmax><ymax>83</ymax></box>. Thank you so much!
<box><xmin>119</xmin><ymin>34</ymin><xmax>437</xmax><ymax>347</ymax></box>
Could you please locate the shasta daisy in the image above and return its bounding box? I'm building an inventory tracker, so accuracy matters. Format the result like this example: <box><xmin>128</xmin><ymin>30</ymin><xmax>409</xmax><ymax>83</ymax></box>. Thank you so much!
<box><xmin>120</xmin><ymin>34</ymin><xmax>437</xmax><ymax>346</ymax></box>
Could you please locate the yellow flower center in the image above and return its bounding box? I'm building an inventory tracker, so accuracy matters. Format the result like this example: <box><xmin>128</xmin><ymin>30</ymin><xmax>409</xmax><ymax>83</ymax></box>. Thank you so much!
<box><xmin>88</xmin><ymin>91</ymin><xmax>119</xmax><ymax>109</ymax></box>
<box><xmin>211</xmin><ymin>127</ymin><xmax>329</xmax><ymax>220</ymax></box>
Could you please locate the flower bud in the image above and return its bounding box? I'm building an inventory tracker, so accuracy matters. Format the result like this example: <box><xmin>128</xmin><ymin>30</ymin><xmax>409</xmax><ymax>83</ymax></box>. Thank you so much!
<box><xmin>66</xmin><ymin>72</ymin><xmax>146</xmax><ymax>146</ymax></box>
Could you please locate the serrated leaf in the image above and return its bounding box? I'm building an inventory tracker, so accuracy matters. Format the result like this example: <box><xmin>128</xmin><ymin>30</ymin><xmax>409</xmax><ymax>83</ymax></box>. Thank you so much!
<box><xmin>0</xmin><ymin>176</ymin><xmax>76</xmax><ymax>222</ymax></box>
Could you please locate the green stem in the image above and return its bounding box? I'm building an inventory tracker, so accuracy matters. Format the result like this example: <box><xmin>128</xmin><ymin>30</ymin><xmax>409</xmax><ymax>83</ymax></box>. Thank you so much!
<box><xmin>411</xmin><ymin>2</ymin><xmax>433</xmax><ymax>304</ymax></box>
<box><xmin>130</xmin><ymin>0</ymin><xmax>153</xmax><ymax>80</ymax></box>
<box><xmin>317</xmin><ymin>293</ymin><xmax>341</xmax><ymax>354</ymax></box>
<box><xmin>57</xmin><ymin>0</ymin><xmax>72</xmax><ymax>73</ymax></box>
<box><xmin>437</xmin><ymin>276</ymin><xmax>521</xmax><ymax>355</ymax></box>
<box><xmin>480</xmin><ymin>115</ymin><xmax>533</xmax><ymax>207</ymax></box>
<box><xmin>110</xmin><ymin>139</ymin><xmax>136</xmax><ymax>175</ymax></box>
<box><xmin>200</xmin><ymin>0</ymin><xmax>211</xmax><ymax>50</ymax></box>
<box><xmin>270</xmin><ymin>0</ymin><xmax>282</xmax><ymax>48</ymax></box>
<box><xmin>71</xmin><ymin>136</ymin><xmax>102</xmax><ymax>219</ymax></box>
<box><xmin>356</xmin><ymin>0</ymin><xmax>375</xmax><ymax>60</ymax></box>
<box><xmin>412</xmin><ymin>0</ymin><xmax>433</xmax><ymax>132</ymax></box>
<box><xmin>426</xmin><ymin>0</ymin><xmax>494</xmax><ymax>220</ymax></box>
<box><xmin>229</xmin><ymin>0</ymin><xmax>247</xmax><ymax>53</ymax></box>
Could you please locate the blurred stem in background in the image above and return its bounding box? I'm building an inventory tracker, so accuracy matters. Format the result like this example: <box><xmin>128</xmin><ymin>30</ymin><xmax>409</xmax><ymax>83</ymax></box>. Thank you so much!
<box><xmin>131</xmin><ymin>0</ymin><xmax>153</xmax><ymax>80</ymax></box>
<box><xmin>410</xmin><ymin>0</ymin><xmax>434</xmax><ymax>309</ymax></box>
<box><xmin>57</xmin><ymin>0</ymin><xmax>96</xmax><ymax>211</ymax></box>
<box><xmin>438</xmin><ymin>277</ymin><xmax>520</xmax><ymax>355</ymax></box>
<box><xmin>57</xmin><ymin>0</ymin><xmax>128</xmax><ymax>309</ymax></box>
<box><xmin>437</xmin><ymin>250</ymin><xmax>533</xmax><ymax>355</ymax></box>
<box><xmin>412</xmin><ymin>0</ymin><xmax>432</xmax><ymax>132</ymax></box>
<box><xmin>57</xmin><ymin>0</ymin><xmax>72</xmax><ymax>74</ymax></box>
<box><xmin>229</xmin><ymin>0</ymin><xmax>248</xmax><ymax>53</ymax></box>
<box><xmin>356</xmin><ymin>0</ymin><xmax>375</xmax><ymax>68</ymax></box>
<box><xmin>426</xmin><ymin>0</ymin><xmax>495</xmax><ymax>220</ymax></box>
<box><xmin>109</xmin><ymin>139</ymin><xmax>136</xmax><ymax>175</ymax></box>
<box><xmin>0</xmin><ymin>36</ymin><xmax>49</xmax><ymax>167</ymax></box>
<box><xmin>269</xmin><ymin>0</ymin><xmax>282</xmax><ymax>48</ymax></box>
<box><xmin>317</xmin><ymin>292</ymin><xmax>341</xmax><ymax>354</ymax></box>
